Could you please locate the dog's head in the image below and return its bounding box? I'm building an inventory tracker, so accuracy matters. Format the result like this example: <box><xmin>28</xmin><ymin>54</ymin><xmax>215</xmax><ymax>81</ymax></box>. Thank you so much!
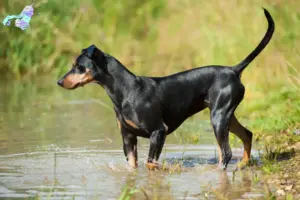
<box><xmin>57</xmin><ymin>45</ymin><xmax>108</xmax><ymax>90</ymax></box>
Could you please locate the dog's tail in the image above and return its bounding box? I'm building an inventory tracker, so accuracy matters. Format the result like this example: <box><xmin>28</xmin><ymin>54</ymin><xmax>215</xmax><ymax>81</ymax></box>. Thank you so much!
<box><xmin>233</xmin><ymin>8</ymin><xmax>275</xmax><ymax>75</ymax></box>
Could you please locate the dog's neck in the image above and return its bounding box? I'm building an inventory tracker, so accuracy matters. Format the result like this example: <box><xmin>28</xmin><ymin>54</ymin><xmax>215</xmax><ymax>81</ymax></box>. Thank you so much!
<box><xmin>95</xmin><ymin>54</ymin><xmax>137</xmax><ymax>108</ymax></box>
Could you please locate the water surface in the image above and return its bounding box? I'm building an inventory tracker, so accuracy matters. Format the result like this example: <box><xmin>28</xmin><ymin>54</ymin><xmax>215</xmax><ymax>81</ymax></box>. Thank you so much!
<box><xmin>0</xmin><ymin>77</ymin><xmax>270</xmax><ymax>199</ymax></box>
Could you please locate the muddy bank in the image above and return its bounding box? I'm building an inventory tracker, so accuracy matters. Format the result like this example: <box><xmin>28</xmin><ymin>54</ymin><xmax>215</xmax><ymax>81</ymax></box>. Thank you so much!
<box><xmin>265</xmin><ymin>142</ymin><xmax>300</xmax><ymax>199</ymax></box>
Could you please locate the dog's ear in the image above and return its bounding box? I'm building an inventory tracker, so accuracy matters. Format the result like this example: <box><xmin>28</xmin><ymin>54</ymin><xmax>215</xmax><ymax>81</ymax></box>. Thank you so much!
<box><xmin>86</xmin><ymin>44</ymin><xmax>97</xmax><ymax>56</ymax></box>
<box><xmin>86</xmin><ymin>45</ymin><xmax>105</xmax><ymax>61</ymax></box>
<box><xmin>86</xmin><ymin>44</ymin><xmax>108</xmax><ymax>72</ymax></box>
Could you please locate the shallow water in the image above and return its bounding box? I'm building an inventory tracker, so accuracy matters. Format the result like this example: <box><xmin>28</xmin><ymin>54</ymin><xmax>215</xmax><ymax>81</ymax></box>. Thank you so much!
<box><xmin>0</xmin><ymin>77</ymin><xmax>269</xmax><ymax>199</ymax></box>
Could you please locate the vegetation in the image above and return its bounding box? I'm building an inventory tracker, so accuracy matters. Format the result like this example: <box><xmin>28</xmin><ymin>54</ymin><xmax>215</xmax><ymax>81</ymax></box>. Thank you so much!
<box><xmin>0</xmin><ymin>0</ymin><xmax>300</xmax><ymax>198</ymax></box>
<box><xmin>1</xmin><ymin>0</ymin><xmax>299</xmax><ymax>132</ymax></box>
<box><xmin>0</xmin><ymin>0</ymin><xmax>166</xmax><ymax>77</ymax></box>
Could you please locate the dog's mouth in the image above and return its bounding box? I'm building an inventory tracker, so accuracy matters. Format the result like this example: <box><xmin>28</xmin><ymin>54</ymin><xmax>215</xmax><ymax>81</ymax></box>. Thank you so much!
<box><xmin>59</xmin><ymin>78</ymin><xmax>96</xmax><ymax>90</ymax></box>
<box><xmin>74</xmin><ymin>82</ymin><xmax>81</xmax><ymax>88</ymax></box>
<box><xmin>57</xmin><ymin>78</ymin><xmax>82</xmax><ymax>90</ymax></box>
<box><xmin>74</xmin><ymin>81</ymin><xmax>86</xmax><ymax>88</ymax></box>
<box><xmin>66</xmin><ymin>80</ymin><xmax>85</xmax><ymax>90</ymax></box>
<box><xmin>58</xmin><ymin>71</ymin><xmax>96</xmax><ymax>90</ymax></box>
<box><xmin>71</xmin><ymin>82</ymin><xmax>81</xmax><ymax>89</ymax></box>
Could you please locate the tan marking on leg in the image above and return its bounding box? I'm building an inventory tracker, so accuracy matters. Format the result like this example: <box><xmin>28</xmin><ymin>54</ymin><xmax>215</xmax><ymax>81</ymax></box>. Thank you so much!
<box><xmin>163</xmin><ymin>122</ymin><xmax>168</xmax><ymax>133</ymax></box>
<box><xmin>116</xmin><ymin>119</ymin><xmax>121</xmax><ymax>130</ymax></box>
<box><xmin>229</xmin><ymin>116</ymin><xmax>253</xmax><ymax>169</ymax></box>
<box><xmin>125</xmin><ymin>119</ymin><xmax>138</xmax><ymax>129</ymax></box>
<box><xmin>243</xmin><ymin>142</ymin><xmax>252</xmax><ymax>162</ymax></box>
<box><xmin>127</xmin><ymin>152</ymin><xmax>138</xmax><ymax>168</ymax></box>
<box><xmin>217</xmin><ymin>143</ymin><xmax>223</xmax><ymax>165</ymax></box>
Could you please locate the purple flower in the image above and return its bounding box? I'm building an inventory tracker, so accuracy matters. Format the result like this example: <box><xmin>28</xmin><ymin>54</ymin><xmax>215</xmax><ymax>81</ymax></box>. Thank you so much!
<box><xmin>15</xmin><ymin>19</ymin><xmax>29</xmax><ymax>30</ymax></box>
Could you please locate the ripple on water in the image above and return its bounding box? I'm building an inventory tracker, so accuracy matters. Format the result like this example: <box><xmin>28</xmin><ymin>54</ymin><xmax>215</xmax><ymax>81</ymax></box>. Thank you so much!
<box><xmin>0</xmin><ymin>144</ymin><xmax>265</xmax><ymax>199</ymax></box>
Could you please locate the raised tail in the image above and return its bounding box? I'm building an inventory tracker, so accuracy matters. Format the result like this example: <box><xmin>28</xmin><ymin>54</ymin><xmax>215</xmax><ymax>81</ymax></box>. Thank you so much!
<box><xmin>233</xmin><ymin>8</ymin><xmax>275</xmax><ymax>74</ymax></box>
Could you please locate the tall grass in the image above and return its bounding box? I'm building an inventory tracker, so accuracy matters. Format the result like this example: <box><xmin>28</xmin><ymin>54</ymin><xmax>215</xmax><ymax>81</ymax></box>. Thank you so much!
<box><xmin>0</xmin><ymin>0</ymin><xmax>166</xmax><ymax>77</ymax></box>
<box><xmin>0</xmin><ymin>0</ymin><xmax>299</xmax><ymax>134</ymax></box>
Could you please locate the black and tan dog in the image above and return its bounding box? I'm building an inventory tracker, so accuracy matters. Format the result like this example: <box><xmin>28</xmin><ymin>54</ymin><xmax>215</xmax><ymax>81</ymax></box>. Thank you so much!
<box><xmin>57</xmin><ymin>8</ymin><xmax>274</xmax><ymax>170</ymax></box>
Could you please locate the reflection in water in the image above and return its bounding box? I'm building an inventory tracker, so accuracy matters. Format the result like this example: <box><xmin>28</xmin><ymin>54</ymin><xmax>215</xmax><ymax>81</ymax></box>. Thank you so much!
<box><xmin>119</xmin><ymin>162</ymin><xmax>267</xmax><ymax>200</ymax></box>
<box><xmin>0</xmin><ymin>77</ymin><xmax>268</xmax><ymax>199</ymax></box>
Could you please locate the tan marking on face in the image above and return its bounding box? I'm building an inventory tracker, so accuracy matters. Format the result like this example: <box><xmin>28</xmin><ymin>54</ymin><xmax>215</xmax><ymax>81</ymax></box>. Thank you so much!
<box><xmin>125</xmin><ymin>119</ymin><xmax>138</xmax><ymax>129</ymax></box>
<box><xmin>116</xmin><ymin>119</ymin><xmax>121</xmax><ymax>129</ymax></box>
<box><xmin>127</xmin><ymin>152</ymin><xmax>138</xmax><ymax>168</ymax></box>
<box><xmin>62</xmin><ymin>69</ymin><xmax>95</xmax><ymax>89</ymax></box>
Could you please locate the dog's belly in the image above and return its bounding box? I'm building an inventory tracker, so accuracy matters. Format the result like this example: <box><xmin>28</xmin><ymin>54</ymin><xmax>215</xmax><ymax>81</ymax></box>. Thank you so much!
<box><xmin>162</xmin><ymin>97</ymin><xmax>208</xmax><ymax>134</ymax></box>
<box><xmin>131</xmin><ymin>129</ymin><xmax>153</xmax><ymax>138</ymax></box>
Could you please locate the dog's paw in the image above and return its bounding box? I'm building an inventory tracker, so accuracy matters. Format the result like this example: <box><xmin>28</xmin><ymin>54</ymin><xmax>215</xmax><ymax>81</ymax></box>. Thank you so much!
<box><xmin>234</xmin><ymin>160</ymin><xmax>249</xmax><ymax>171</ymax></box>
<box><xmin>145</xmin><ymin>162</ymin><xmax>160</xmax><ymax>170</ymax></box>
<box><xmin>126</xmin><ymin>164</ymin><xmax>138</xmax><ymax>172</ymax></box>
<box><xmin>217</xmin><ymin>162</ymin><xmax>228</xmax><ymax>171</ymax></box>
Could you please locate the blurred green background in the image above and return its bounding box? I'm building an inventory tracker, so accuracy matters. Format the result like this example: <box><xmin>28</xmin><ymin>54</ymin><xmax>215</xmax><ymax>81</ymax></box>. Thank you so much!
<box><xmin>0</xmin><ymin>2</ymin><xmax>299</xmax><ymax>199</ymax></box>
<box><xmin>0</xmin><ymin>0</ymin><xmax>299</xmax><ymax>138</ymax></box>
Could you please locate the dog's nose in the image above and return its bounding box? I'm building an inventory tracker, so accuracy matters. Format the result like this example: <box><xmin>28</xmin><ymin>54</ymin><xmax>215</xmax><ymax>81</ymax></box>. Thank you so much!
<box><xmin>57</xmin><ymin>79</ymin><xmax>64</xmax><ymax>87</ymax></box>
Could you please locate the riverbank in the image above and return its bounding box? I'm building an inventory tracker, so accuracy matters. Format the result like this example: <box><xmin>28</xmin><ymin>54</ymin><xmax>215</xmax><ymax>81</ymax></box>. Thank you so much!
<box><xmin>265</xmin><ymin>142</ymin><xmax>300</xmax><ymax>199</ymax></box>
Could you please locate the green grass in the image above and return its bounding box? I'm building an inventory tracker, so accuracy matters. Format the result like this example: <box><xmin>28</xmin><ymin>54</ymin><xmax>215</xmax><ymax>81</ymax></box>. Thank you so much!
<box><xmin>118</xmin><ymin>186</ymin><xmax>140</xmax><ymax>200</ymax></box>
<box><xmin>0</xmin><ymin>0</ymin><xmax>166</xmax><ymax>77</ymax></box>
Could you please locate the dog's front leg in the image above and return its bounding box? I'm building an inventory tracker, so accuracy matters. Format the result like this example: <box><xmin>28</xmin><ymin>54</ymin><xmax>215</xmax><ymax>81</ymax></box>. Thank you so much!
<box><xmin>121</xmin><ymin>126</ymin><xmax>138</xmax><ymax>169</ymax></box>
<box><xmin>146</xmin><ymin>128</ymin><xmax>166</xmax><ymax>170</ymax></box>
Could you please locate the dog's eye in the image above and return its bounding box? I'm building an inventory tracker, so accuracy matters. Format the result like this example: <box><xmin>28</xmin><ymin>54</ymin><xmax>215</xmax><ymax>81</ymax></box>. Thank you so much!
<box><xmin>77</xmin><ymin>65</ymin><xmax>86</xmax><ymax>73</ymax></box>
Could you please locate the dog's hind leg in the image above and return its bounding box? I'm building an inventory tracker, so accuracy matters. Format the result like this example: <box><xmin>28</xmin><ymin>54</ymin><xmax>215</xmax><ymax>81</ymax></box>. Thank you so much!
<box><xmin>209</xmin><ymin>85</ymin><xmax>243</xmax><ymax>170</ymax></box>
<box><xmin>210</xmin><ymin>105</ymin><xmax>236</xmax><ymax>170</ymax></box>
<box><xmin>229</xmin><ymin>115</ymin><xmax>253</xmax><ymax>170</ymax></box>
<box><xmin>211</xmin><ymin>113</ymin><xmax>232</xmax><ymax>170</ymax></box>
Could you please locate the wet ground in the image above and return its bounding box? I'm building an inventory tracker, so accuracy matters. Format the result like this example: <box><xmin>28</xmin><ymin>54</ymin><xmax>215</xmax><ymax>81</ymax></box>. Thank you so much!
<box><xmin>0</xmin><ymin>77</ymin><xmax>273</xmax><ymax>199</ymax></box>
